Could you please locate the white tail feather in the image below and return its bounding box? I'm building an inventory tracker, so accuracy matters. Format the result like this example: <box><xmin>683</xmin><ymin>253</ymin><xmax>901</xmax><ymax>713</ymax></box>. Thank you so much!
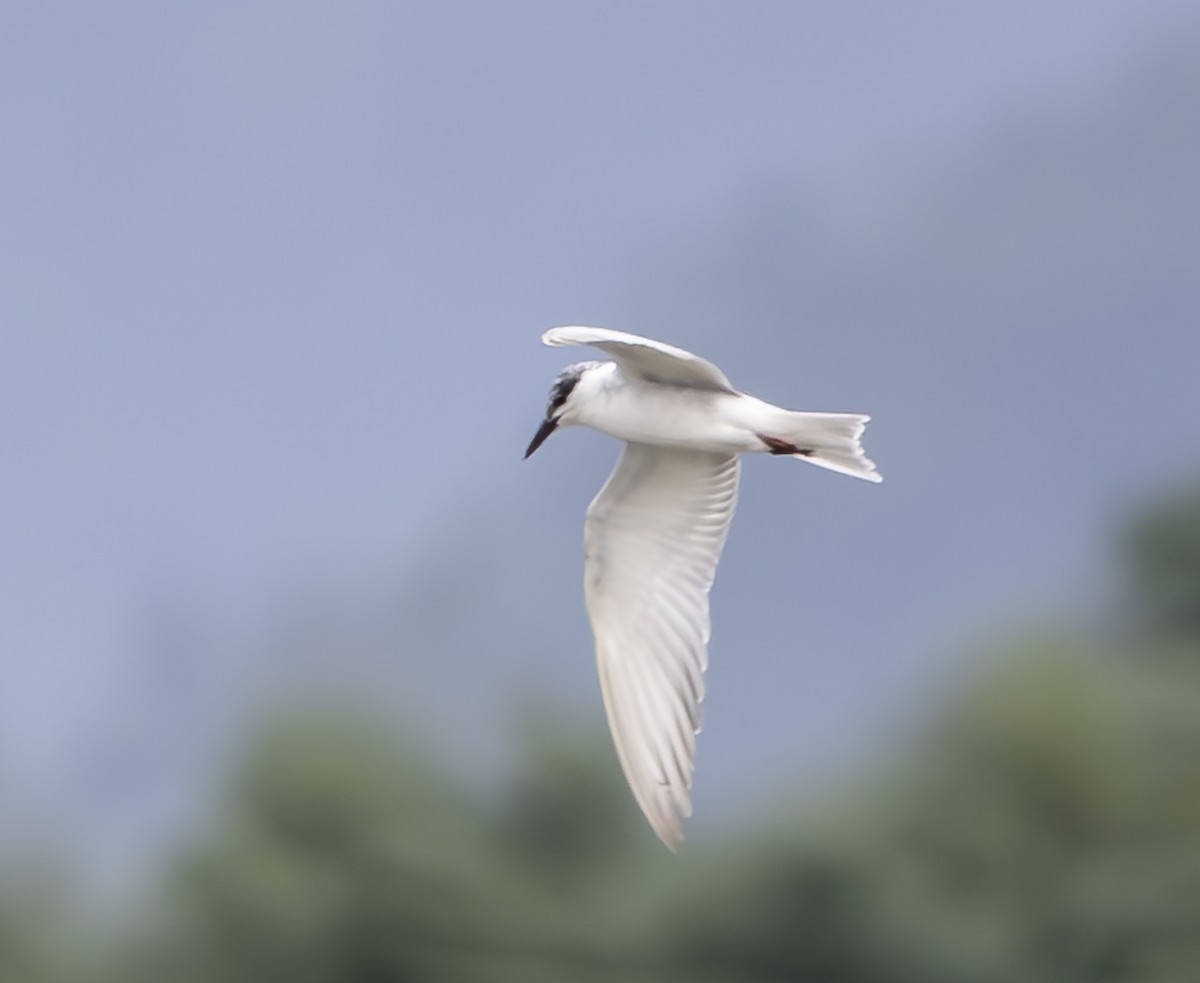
<box><xmin>776</xmin><ymin>411</ymin><xmax>882</xmax><ymax>483</ymax></box>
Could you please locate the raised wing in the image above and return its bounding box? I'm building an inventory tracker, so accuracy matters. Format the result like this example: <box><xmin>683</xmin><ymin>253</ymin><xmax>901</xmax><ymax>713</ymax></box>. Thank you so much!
<box><xmin>544</xmin><ymin>326</ymin><xmax>735</xmax><ymax>393</ymax></box>
<box><xmin>583</xmin><ymin>442</ymin><xmax>740</xmax><ymax>848</ymax></box>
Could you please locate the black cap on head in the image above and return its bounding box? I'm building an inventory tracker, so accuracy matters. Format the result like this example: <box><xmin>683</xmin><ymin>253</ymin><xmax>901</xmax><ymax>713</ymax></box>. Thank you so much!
<box><xmin>546</xmin><ymin>365</ymin><xmax>585</xmax><ymax>413</ymax></box>
<box><xmin>523</xmin><ymin>363</ymin><xmax>589</xmax><ymax>459</ymax></box>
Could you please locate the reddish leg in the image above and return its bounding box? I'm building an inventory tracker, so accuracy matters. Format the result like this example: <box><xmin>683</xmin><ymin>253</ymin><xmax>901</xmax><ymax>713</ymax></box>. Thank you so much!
<box><xmin>757</xmin><ymin>433</ymin><xmax>813</xmax><ymax>456</ymax></box>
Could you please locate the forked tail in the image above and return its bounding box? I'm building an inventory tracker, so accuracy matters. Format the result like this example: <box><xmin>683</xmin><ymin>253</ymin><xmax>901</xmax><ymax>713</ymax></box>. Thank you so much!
<box><xmin>760</xmin><ymin>411</ymin><xmax>882</xmax><ymax>483</ymax></box>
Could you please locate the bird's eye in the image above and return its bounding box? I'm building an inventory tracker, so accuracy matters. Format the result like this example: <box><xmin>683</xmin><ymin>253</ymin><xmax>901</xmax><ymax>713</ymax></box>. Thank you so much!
<box><xmin>548</xmin><ymin>373</ymin><xmax>579</xmax><ymax>412</ymax></box>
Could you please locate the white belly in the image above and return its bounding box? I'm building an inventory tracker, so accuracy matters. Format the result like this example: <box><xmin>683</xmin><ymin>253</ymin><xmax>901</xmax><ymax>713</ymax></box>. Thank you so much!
<box><xmin>577</xmin><ymin>381</ymin><xmax>764</xmax><ymax>453</ymax></box>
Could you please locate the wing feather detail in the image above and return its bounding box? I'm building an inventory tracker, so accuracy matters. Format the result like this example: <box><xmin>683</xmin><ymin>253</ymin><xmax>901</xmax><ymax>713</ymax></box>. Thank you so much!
<box><xmin>583</xmin><ymin>442</ymin><xmax>740</xmax><ymax>848</ymax></box>
<box><xmin>544</xmin><ymin>326</ymin><xmax>736</xmax><ymax>393</ymax></box>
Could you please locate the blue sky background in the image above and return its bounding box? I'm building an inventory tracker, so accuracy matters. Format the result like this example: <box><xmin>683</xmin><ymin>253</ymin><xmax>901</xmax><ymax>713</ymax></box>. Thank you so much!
<box><xmin>2</xmin><ymin>2</ymin><xmax>1198</xmax><ymax>890</ymax></box>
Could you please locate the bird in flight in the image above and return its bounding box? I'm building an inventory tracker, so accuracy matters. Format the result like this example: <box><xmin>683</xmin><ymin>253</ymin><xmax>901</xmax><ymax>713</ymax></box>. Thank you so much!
<box><xmin>524</xmin><ymin>326</ymin><xmax>881</xmax><ymax>848</ymax></box>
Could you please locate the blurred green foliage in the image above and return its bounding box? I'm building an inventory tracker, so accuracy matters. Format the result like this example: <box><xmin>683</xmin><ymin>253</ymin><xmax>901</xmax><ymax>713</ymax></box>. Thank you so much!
<box><xmin>7</xmin><ymin>487</ymin><xmax>1200</xmax><ymax>982</ymax></box>
<box><xmin>1126</xmin><ymin>488</ymin><xmax>1200</xmax><ymax>641</ymax></box>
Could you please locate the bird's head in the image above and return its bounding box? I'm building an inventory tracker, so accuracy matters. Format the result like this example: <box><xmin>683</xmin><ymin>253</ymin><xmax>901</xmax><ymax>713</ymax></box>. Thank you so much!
<box><xmin>524</xmin><ymin>360</ymin><xmax>604</xmax><ymax>458</ymax></box>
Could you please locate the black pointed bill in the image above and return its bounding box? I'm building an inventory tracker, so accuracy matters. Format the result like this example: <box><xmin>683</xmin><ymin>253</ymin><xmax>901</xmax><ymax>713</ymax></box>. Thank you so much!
<box><xmin>523</xmin><ymin>416</ymin><xmax>559</xmax><ymax>459</ymax></box>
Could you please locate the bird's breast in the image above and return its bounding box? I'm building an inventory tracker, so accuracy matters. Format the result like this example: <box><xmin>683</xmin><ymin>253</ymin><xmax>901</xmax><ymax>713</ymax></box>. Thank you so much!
<box><xmin>579</xmin><ymin>385</ymin><xmax>756</xmax><ymax>452</ymax></box>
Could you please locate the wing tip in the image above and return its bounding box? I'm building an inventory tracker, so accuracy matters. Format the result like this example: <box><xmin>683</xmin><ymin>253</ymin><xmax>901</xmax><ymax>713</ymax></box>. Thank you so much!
<box><xmin>651</xmin><ymin>815</ymin><xmax>686</xmax><ymax>852</ymax></box>
<box><xmin>542</xmin><ymin>325</ymin><xmax>597</xmax><ymax>347</ymax></box>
